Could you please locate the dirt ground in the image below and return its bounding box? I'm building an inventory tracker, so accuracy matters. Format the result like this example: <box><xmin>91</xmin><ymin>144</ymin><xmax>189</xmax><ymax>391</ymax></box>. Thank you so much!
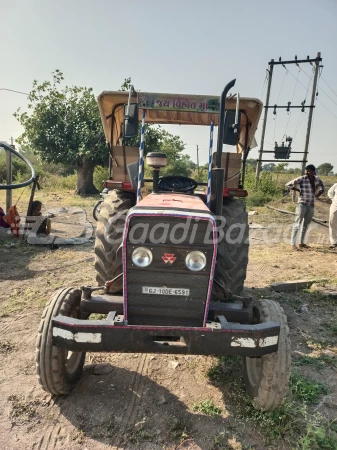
<box><xmin>0</xmin><ymin>195</ymin><xmax>336</xmax><ymax>450</ymax></box>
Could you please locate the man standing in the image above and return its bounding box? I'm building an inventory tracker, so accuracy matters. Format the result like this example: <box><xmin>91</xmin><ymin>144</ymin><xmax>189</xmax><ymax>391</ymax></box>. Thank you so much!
<box><xmin>286</xmin><ymin>164</ymin><xmax>325</xmax><ymax>250</ymax></box>
<box><xmin>327</xmin><ymin>182</ymin><xmax>337</xmax><ymax>249</ymax></box>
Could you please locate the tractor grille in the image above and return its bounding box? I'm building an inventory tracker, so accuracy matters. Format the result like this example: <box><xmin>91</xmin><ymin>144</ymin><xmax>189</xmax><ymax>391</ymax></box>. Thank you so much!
<box><xmin>125</xmin><ymin>216</ymin><xmax>214</xmax><ymax>326</ymax></box>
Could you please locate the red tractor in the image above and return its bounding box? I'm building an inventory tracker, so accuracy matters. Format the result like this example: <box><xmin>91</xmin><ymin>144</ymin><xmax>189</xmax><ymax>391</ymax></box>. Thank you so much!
<box><xmin>36</xmin><ymin>80</ymin><xmax>291</xmax><ymax>411</ymax></box>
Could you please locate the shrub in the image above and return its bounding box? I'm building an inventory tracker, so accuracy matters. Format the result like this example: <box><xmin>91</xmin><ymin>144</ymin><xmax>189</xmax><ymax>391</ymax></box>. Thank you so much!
<box><xmin>93</xmin><ymin>166</ymin><xmax>109</xmax><ymax>191</ymax></box>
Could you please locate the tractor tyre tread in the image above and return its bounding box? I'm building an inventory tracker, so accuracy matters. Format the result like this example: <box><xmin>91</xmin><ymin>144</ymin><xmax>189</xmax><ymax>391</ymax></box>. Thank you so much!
<box><xmin>214</xmin><ymin>198</ymin><xmax>249</xmax><ymax>295</ymax></box>
<box><xmin>243</xmin><ymin>299</ymin><xmax>291</xmax><ymax>411</ymax></box>
<box><xmin>94</xmin><ymin>190</ymin><xmax>132</xmax><ymax>290</ymax></box>
<box><xmin>36</xmin><ymin>287</ymin><xmax>85</xmax><ymax>396</ymax></box>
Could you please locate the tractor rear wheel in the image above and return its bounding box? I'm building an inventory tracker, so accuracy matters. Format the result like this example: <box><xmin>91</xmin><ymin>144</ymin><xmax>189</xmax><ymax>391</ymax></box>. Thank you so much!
<box><xmin>243</xmin><ymin>299</ymin><xmax>291</xmax><ymax>411</ymax></box>
<box><xmin>94</xmin><ymin>190</ymin><xmax>133</xmax><ymax>292</ymax></box>
<box><xmin>214</xmin><ymin>198</ymin><xmax>249</xmax><ymax>296</ymax></box>
<box><xmin>36</xmin><ymin>287</ymin><xmax>86</xmax><ymax>395</ymax></box>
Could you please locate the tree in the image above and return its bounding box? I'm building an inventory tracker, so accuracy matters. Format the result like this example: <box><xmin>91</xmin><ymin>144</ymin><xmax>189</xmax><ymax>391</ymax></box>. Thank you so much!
<box><xmin>316</xmin><ymin>162</ymin><xmax>334</xmax><ymax>176</ymax></box>
<box><xmin>14</xmin><ymin>70</ymin><xmax>107</xmax><ymax>195</ymax></box>
<box><xmin>246</xmin><ymin>158</ymin><xmax>257</xmax><ymax>169</ymax></box>
<box><xmin>262</xmin><ymin>163</ymin><xmax>276</xmax><ymax>172</ymax></box>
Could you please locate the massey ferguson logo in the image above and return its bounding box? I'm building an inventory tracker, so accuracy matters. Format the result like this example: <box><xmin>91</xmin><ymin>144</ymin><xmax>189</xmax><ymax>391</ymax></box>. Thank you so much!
<box><xmin>162</xmin><ymin>253</ymin><xmax>176</xmax><ymax>264</ymax></box>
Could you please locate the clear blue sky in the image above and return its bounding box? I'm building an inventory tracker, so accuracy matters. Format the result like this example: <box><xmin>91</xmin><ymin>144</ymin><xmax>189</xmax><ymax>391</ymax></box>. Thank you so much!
<box><xmin>1</xmin><ymin>0</ymin><xmax>337</xmax><ymax>171</ymax></box>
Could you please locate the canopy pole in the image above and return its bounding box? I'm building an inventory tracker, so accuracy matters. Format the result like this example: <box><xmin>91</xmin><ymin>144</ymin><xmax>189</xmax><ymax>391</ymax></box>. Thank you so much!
<box><xmin>206</xmin><ymin>121</ymin><xmax>214</xmax><ymax>208</ymax></box>
<box><xmin>137</xmin><ymin>110</ymin><xmax>146</xmax><ymax>203</ymax></box>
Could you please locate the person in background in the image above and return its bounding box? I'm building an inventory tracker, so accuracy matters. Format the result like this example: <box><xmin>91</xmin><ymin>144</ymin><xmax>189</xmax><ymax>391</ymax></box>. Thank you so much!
<box><xmin>30</xmin><ymin>200</ymin><xmax>51</xmax><ymax>236</ymax></box>
<box><xmin>286</xmin><ymin>164</ymin><xmax>325</xmax><ymax>251</ymax></box>
<box><xmin>0</xmin><ymin>207</ymin><xmax>10</xmax><ymax>229</ymax></box>
<box><xmin>327</xmin><ymin>182</ymin><xmax>337</xmax><ymax>249</ymax></box>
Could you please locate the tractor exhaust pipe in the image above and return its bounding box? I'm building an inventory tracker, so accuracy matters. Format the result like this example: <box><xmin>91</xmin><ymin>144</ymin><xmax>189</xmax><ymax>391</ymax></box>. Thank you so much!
<box><xmin>210</xmin><ymin>80</ymin><xmax>236</xmax><ymax>217</ymax></box>
<box><xmin>216</xmin><ymin>79</ymin><xmax>236</xmax><ymax>168</ymax></box>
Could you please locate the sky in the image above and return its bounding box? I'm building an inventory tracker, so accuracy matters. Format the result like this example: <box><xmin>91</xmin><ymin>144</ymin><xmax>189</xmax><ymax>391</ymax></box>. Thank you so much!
<box><xmin>1</xmin><ymin>0</ymin><xmax>337</xmax><ymax>172</ymax></box>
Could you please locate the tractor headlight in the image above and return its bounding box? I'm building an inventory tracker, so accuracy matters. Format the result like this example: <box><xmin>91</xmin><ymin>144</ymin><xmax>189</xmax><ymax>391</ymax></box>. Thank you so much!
<box><xmin>132</xmin><ymin>247</ymin><xmax>153</xmax><ymax>267</ymax></box>
<box><xmin>185</xmin><ymin>251</ymin><xmax>206</xmax><ymax>271</ymax></box>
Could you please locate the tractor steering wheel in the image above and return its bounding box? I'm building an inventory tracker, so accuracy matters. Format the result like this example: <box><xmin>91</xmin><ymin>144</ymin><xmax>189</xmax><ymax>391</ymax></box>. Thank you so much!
<box><xmin>158</xmin><ymin>176</ymin><xmax>198</xmax><ymax>193</ymax></box>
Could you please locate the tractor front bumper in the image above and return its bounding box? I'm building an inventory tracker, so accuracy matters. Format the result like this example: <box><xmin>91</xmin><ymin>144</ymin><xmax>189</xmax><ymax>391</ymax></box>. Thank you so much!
<box><xmin>52</xmin><ymin>312</ymin><xmax>280</xmax><ymax>357</ymax></box>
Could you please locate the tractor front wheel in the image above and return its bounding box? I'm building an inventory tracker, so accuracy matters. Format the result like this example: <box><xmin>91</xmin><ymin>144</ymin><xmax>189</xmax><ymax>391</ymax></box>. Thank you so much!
<box><xmin>94</xmin><ymin>190</ymin><xmax>133</xmax><ymax>292</ymax></box>
<box><xmin>36</xmin><ymin>287</ymin><xmax>86</xmax><ymax>395</ymax></box>
<box><xmin>243</xmin><ymin>299</ymin><xmax>291</xmax><ymax>411</ymax></box>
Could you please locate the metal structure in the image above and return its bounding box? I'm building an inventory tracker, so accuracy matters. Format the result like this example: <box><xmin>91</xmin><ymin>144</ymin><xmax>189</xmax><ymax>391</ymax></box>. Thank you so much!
<box><xmin>256</xmin><ymin>52</ymin><xmax>322</xmax><ymax>181</ymax></box>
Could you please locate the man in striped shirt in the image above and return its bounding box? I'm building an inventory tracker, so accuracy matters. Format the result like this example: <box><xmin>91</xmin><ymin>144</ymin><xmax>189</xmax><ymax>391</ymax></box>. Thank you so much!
<box><xmin>286</xmin><ymin>164</ymin><xmax>325</xmax><ymax>251</ymax></box>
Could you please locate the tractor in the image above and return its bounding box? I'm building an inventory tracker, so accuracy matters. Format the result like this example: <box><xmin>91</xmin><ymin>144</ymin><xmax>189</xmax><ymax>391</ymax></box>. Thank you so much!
<box><xmin>36</xmin><ymin>80</ymin><xmax>291</xmax><ymax>411</ymax></box>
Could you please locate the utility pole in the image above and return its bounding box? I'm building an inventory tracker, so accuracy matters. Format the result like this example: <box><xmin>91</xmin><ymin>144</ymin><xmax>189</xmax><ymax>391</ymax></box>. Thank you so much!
<box><xmin>6</xmin><ymin>137</ymin><xmax>13</xmax><ymax>212</ymax></box>
<box><xmin>196</xmin><ymin>145</ymin><xmax>199</xmax><ymax>176</ymax></box>
<box><xmin>256</xmin><ymin>61</ymin><xmax>274</xmax><ymax>184</ymax></box>
<box><xmin>301</xmin><ymin>52</ymin><xmax>321</xmax><ymax>174</ymax></box>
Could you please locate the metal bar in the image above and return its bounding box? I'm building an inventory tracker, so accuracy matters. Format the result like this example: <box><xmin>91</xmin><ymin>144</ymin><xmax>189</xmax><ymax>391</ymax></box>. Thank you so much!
<box><xmin>262</xmin><ymin>150</ymin><xmax>305</xmax><ymax>153</ymax></box>
<box><xmin>269</xmin><ymin>57</ymin><xmax>322</xmax><ymax>65</ymax></box>
<box><xmin>6</xmin><ymin>144</ymin><xmax>12</xmax><ymax>212</ymax></box>
<box><xmin>259</xmin><ymin>159</ymin><xmax>306</xmax><ymax>163</ymax></box>
<box><xmin>137</xmin><ymin>110</ymin><xmax>146</xmax><ymax>203</ymax></box>
<box><xmin>52</xmin><ymin>315</ymin><xmax>280</xmax><ymax>357</ymax></box>
<box><xmin>302</xmin><ymin>52</ymin><xmax>321</xmax><ymax>174</ymax></box>
<box><xmin>206</xmin><ymin>122</ymin><xmax>214</xmax><ymax>208</ymax></box>
<box><xmin>256</xmin><ymin>62</ymin><xmax>274</xmax><ymax>183</ymax></box>
<box><xmin>264</xmin><ymin>105</ymin><xmax>315</xmax><ymax>109</ymax></box>
<box><xmin>234</xmin><ymin>92</ymin><xmax>240</xmax><ymax>132</ymax></box>
<box><xmin>216</xmin><ymin>79</ymin><xmax>236</xmax><ymax>168</ymax></box>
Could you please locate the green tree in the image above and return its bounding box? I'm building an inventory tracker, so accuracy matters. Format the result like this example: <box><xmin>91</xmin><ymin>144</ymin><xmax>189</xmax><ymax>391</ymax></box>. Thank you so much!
<box><xmin>246</xmin><ymin>158</ymin><xmax>257</xmax><ymax>169</ymax></box>
<box><xmin>262</xmin><ymin>163</ymin><xmax>276</xmax><ymax>172</ymax></box>
<box><xmin>316</xmin><ymin>162</ymin><xmax>334</xmax><ymax>176</ymax></box>
<box><xmin>14</xmin><ymin>70</ymin><xmax>107</xmax><ymax>195</ymax></box>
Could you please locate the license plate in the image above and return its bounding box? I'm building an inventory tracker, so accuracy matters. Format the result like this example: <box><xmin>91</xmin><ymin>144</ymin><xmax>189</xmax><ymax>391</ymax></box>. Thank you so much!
<box><xmin>142</xmin><ymin>286</ymin><xmax>190</xmax><ymax>296</ymax></box>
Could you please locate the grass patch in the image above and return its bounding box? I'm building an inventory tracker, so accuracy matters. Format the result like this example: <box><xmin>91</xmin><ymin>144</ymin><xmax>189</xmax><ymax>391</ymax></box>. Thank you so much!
<box><xmin>128</xmin><ymin>428</ymin><xmax>154</xmax><ymax>444</ymax></box>
<box><xmin>231</xmin><ymin>383</ymin><xmax>337</xmax><ymax>449</ymax></box>
<box><xmin>0</xmin><ymin>287</ymin><xmax>47</xmax><ymax>317</ymax></box>
<box><xmin>0</xmin><ymin>340</ymin><xmax>16</xmax><ymax>354</ymax></box>
<box><xmin>192</xmin><ymin>399</ymin><xmax>222</xmax><ymax>416</ymax></box>
<box><xmin>211</xmin><ymin>431</ymin><xmax>252</xmax><ymax>450</ymax></box>
<box><xmin>302</xmin><ymin>290</ymin><xmax>337</xmax><ymax>305</ymax></box>
<box><xmin>207</xmin><ymin>355</ymin><xmax>241</xmax><ymax>384</ymax></box>
<box><xmin>294</xmin><ymin>354</ymin><xmax>337</xmax><ymax>370</ymax></box>
<box><xmin>89</xmin><ymin>313</ymin><xmax>107</xmax><ymax>321</ymax></box>
<box><xmin>290</xmin><ymin>372</ymin><xmax>328</xmax><ymax>403</ymax></box>
<box><xmin>166</xmin><ymin>417</ymin><xmax>189</xmax><ymax>443</ymax></box>
<box><xmin>306</xmin><ymin>338</ymin><xmax>336</xmax><ymax>351</ymax></box>
<box><xmin>8</xmin><ymin>395</ymin><xmax>39</xmax><ymax>425</ymax></box>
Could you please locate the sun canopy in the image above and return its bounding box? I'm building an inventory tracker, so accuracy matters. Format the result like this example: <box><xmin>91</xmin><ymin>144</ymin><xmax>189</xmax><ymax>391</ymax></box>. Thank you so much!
<box><xmin>97</xmin><ymin>91</ymin><xmax>263</xmax><ymax>150</ymax></box>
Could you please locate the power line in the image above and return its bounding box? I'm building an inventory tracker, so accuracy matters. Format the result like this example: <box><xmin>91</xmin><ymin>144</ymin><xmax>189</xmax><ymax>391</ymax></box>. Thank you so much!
<box><xmin>296</xmin><ymin>66</ymin><xmax>337</xmax><ymax>109</ymax></box>
<box><xmin>286</xmin><ymin>67</ymin><xmax>337</xmax><ymax>120</ymax></box>
<box><xmin>260</xmin><ymin>70</ymin><xmax>268</xmax><ymax>99</ymax></box>
<box><xmin>0</xmin><ymin>88</ymin><xmax>29</xmax><ymax>96</ymax></box>
<box><xmin>320</xmin><ymin>76</ymin><xmax>337</xmax><ymax>99</ymax></box>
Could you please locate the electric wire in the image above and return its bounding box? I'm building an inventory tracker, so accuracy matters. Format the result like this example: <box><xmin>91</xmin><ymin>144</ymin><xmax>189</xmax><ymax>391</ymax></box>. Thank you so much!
<box><xmin>276</xmin><ymin>69</ymin><xmax>287</xmax><ymax>104</ymax></box>
<box><xmin>299</xmin><ymin>66</ymin><xmax>337</xmax><ymax>108</ymax></box>
<box><xmin>286</xmin><ymin>67</ymin><xmax>337</xmax><ymax>119</ymax></box>
<box><xmin>320</xmin><ymin>75</ymin><xmax>337</xmax><ymax>99</ymax></box>
<box><xmin>260</xmin><ymin>70</ymin><xmax>268</xmax><ymax>99</ymax></box>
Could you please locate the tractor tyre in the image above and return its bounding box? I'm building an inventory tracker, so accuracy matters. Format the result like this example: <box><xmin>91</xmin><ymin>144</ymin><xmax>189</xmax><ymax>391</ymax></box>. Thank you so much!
<box><xmin>214</xmin><ymin>198</ymin><xmax>249</xmax><ymax>296</ymax></box>
<box><xmin>36</xmin><ymin>287</ymin><xmax>86</xmax><ymax>395</ymax></box>
<box><xmin>93</xmin><ymin>199</ymin><xmax>103</xmax><ymax>221</ymax></box>
<box><xmin>243</xmin><ymin>299</ymin><xmax>291</xmax><ymax>411</ymax></box>
<box><xmin>94</xmin><ymin>190</ymin><xmax>132</xmax><ymax>291</ymax></box>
